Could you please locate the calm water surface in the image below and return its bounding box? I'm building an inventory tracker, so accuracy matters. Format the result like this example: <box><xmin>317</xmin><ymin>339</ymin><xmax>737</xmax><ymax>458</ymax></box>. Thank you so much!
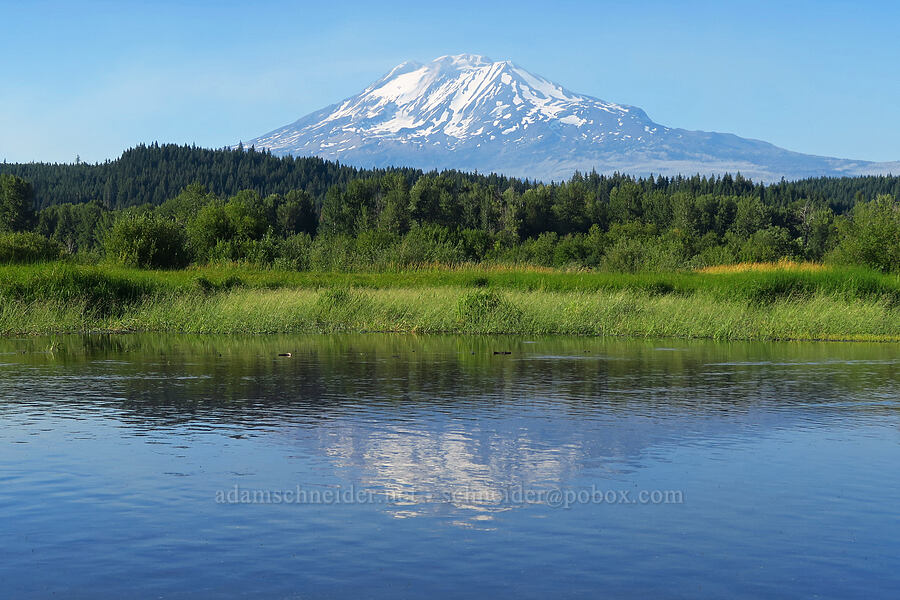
<box><xmin>1</xmin><ymin>334</ymin><xmax>898</xmax><ymax>598</ymax></box>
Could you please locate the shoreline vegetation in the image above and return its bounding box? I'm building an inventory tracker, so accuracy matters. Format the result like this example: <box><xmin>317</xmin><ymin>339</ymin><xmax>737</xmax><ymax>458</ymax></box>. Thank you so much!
<box><xmin>1</xmin><ymin>146</ymin><xmax>898</xmax><ymax>341</ymax></box>
<box><xmin>1</xmin><ymin>261</ymin><xmax>898</xmax><ymax>341</ymax></box>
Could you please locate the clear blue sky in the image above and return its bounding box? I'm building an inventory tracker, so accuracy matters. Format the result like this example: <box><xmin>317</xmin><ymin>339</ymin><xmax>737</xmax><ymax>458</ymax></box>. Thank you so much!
<box><xmin>2</xmin><ymin>0</ymin><xmax>898</xmax><ymax>164</ymax></box>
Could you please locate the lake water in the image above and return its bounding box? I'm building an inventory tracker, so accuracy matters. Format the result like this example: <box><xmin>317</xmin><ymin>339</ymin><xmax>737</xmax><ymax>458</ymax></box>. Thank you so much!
<box><xmin>1</xmin><ymin>334</ymin><xmax>898</xmax><ymax>598</ymax></box>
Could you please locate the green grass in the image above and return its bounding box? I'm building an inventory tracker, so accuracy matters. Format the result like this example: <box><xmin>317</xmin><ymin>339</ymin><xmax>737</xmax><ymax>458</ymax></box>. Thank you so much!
<box><xmin>0</xmin><ymin>261</ymin><xmax>898</xmax><ymax>340</ymax></box>
<box><xmin>3</xmin><ymin>261</ymin><xmax>899</xmax><ymax>296</ymax></box>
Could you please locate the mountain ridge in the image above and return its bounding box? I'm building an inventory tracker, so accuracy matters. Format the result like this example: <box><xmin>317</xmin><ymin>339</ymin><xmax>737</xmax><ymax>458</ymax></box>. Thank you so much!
<box><xmin>242</xmin><ymin>54</ymin><xmax>898</xmax><ymax>182</ymax></box>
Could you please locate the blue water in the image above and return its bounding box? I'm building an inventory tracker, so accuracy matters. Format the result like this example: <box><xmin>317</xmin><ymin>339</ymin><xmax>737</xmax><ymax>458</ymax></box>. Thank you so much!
<box><xmin>1</xmin><ymin>334</ymin><xmax>898</xmax><ymax>598</ymax></box>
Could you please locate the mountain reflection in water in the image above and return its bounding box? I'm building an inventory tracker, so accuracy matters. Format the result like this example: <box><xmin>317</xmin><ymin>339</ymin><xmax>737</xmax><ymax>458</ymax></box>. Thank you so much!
<box><xmin>1</xmin><ymin>334</ymin><xmax>898</xmax><ymax>598</ymax></box>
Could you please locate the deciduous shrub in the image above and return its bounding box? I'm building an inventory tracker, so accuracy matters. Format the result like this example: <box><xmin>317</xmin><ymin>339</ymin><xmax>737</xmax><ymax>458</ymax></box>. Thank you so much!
<box><xmin>105</xmin><ymin>214</ymin><xmax>191</xmax><ymax>268</ymax></box>
<box><xmin>394</xmin><ymin>225</ymin><xmax>465</xmax><ymax>266</ymax></box>
<box><xmin>0</xmin><ymin>232</ymin><xmax>64</xmax><ymax>264</ymax></box>
<box><xmin>739</xmin><ymin>226</ymin><xmax>797</xmax><ymax>263</ymax></box>
<box><xmin>274</xmin><ymin>233</ymin><xmax>313</xmax><ymax>271</ymax></box>
<box><xmin>829</xmin><ymin>195</ymin><xmax>900</xmax><ymax>272</ymax></box>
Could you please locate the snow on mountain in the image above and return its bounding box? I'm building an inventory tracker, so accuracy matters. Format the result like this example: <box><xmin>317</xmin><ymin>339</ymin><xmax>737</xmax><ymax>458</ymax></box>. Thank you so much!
<box><xmin>241</xmin><ymin>54</ymin><xmax>895</xmax><ymax>182</ymax></box>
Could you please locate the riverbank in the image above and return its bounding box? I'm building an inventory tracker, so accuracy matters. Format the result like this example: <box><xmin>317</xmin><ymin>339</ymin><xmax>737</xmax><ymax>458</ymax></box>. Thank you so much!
<box><xmin>1</xmin><ymin>262</ymin><xmax>898</xmax><ymax>341</ymax></box>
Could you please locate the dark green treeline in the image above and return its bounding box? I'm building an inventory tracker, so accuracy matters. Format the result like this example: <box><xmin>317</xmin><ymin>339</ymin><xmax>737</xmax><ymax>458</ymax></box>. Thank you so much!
<box><xmin>1</xmin><ymin>144</ymin><xmax>898</xmax><ymax>272</ymax></box>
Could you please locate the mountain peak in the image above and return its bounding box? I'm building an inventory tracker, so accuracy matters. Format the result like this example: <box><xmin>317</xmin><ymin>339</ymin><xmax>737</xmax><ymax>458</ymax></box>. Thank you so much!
<box><xmin>251</xmin><ymin>53</ymin><xmax>633</xmax><ymax>156</ymax></box>
<box><xmin>431</xmin><ymin>53</ymin><xmax>495</xmax><ymax>68</ymax></box>
<box><xmin>243</xmin><ymin>55</ymin><xmax>889</xmax><ymax>182</ymax></box>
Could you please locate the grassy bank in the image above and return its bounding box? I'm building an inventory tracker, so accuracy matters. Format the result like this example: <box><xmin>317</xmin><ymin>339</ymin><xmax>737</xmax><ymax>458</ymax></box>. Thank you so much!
<box><xmin>1</xmin><ymin>262</ymin><xmax>898</xmax><ymax>341</ymax></box>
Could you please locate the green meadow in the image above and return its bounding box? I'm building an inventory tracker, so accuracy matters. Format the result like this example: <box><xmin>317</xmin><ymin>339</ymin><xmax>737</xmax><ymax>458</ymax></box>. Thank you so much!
<box><xmin>1</xmin><ymin>262</ymin><xmax>898</xmax><ymax>341</ymax></box>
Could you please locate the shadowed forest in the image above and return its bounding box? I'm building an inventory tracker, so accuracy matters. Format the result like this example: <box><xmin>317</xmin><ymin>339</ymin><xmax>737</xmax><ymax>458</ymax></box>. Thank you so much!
<box><xmin>1</xmin><ymin>144</ymin><xmax>898</xmax><ymax>272</ymax></box>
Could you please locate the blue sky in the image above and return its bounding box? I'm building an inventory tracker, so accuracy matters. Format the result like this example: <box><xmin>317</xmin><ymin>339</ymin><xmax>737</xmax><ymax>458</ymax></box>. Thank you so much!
<box><xmin>2</xmin><ymin>0</ymin><xmax>898</xmax><ymax>164</ymax></box>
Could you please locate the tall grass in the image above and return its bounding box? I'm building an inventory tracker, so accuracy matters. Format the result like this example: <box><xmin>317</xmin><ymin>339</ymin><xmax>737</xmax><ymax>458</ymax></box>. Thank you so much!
<box><xmin>107</xmin><ymin>287</ymin><xmax>899</xmax><ymax>340</ymax></box>
<box><xmin>1</xmin><ymin>261</ymin><xmax>898</xmax><ymax>340</ymax></box>
<box><xmin>4</xmin><ymin>261</ymin><xmax>898</xmax><ymax>296</ymax></box>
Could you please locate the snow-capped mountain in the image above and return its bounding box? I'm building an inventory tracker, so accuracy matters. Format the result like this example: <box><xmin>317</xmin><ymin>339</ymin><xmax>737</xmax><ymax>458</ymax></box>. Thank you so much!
<box><xmin>242</xmin><ymin>54</ymin><xmax>897</xmax><ymax>182</ymax></box>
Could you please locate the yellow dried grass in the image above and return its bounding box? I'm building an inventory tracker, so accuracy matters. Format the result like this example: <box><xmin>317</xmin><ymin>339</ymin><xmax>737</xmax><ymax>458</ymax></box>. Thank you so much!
<box><xmin>697</xmin><ymin>260</ymin><xmax>829</xmax><ymax>274</ymax></box>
